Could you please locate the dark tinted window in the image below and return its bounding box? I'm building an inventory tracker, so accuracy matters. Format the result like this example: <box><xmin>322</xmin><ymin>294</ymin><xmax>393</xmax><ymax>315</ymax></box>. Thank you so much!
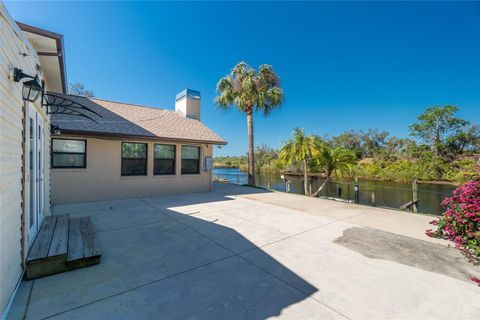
<box><xmin>51</xmin><ymin>139</ymin><xmax>86</xmax><ymax>168</ymax></box>
<box><xmin>181</xmin><ymin>146</ymin><xmax>200</xmax><ymax>174</ymax></box>
<box><xmin>122</xmin><ymin>143</ymin><xmax>147</xmax><ymax>176</ymax></box>
<box><xmin>154</xmin><ymin>144</ymin><xmax>175</xmax><ymax>175</ymax></box>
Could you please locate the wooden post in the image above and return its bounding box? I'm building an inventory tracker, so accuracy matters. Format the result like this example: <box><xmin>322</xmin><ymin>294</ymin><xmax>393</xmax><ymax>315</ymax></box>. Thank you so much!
<box><xmin>371</xmin><ymin>191</ymin><xmax>376</xmax><ymax>206</ymax></box>
<box><xmin>412</xmin><ymin>180</ymin><xmax>418</xmax><ymax>212</ymax></box>
<box><xmin>309</xmin><ymin>183</ymin><xmax>312</xmax><ymax>195</ymax></box>
<box><xmin>354</xmin><ymin>177</ymin><xmax>359</xmax><ymax>204</ymax></box>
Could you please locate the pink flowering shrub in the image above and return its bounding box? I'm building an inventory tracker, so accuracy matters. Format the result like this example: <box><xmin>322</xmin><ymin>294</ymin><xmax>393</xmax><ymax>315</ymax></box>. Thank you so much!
<box><xmin>426</xmin><ymin>178</ymin><xmax>480</xmax><ymax>267</ymax></box>
<box><xmin>471</xmin><ymin>276</ymin><xmax>480</xmax><ymax>285</ymax></box>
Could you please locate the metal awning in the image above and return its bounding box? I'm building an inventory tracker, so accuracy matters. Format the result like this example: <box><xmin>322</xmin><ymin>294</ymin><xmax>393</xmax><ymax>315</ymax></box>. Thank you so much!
<box><xmin>42</xmin><ymin>92</ymin><xmax>102</xmax><ymax>122</ymax></box>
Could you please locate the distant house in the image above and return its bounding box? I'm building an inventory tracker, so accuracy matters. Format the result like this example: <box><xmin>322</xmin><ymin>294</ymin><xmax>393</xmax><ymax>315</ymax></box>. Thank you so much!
<box><xmin>0</xmin><ymin>4</ymin><xmax>225</xmax><ymax>317</ymax></box>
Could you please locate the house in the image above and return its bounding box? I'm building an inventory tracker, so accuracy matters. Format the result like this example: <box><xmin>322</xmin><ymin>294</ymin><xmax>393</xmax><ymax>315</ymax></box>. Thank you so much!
<box><xmin>50</xmin><ymin>91</ymin><xmax>226</xmax><ymax>204</ymax></box>
<box><xmin>0</xmin><ymin>4</ymin><xmax>225</xmax><ymax>318</ymax></box>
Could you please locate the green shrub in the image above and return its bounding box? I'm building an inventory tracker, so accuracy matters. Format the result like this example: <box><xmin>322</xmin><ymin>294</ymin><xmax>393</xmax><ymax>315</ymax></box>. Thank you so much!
<box><xmin>353</xmin><ymin>157</ymin><xmax>478</xmax><ymax>183</ymax></box>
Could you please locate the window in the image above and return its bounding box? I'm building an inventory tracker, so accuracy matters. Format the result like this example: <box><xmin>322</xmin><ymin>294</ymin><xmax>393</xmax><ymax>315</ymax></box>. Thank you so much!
<box><xmin>121</xmin><ymin>142</ymin><xmax>147</xmax><ymax>176</ymax></box>
<box><xmin>154</xmin><ymin>144</ymin><xmax>175</xmax><ymax>175</ymax></box>
<box><xmin>181</xmin><ymin>146</ymin><xmax>200</xmax><ymax>174</ymax></box>
<box><xmin>51</xmin><ymin>139</ymin><xmax>86</xmax><ymax>168</ymax></box>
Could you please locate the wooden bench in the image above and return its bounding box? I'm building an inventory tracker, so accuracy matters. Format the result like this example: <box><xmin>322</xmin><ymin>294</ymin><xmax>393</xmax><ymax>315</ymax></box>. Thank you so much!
<box><xmin>26</xmin><ymin>215</ymin><xmax>101</xmax><ymax>280</ymax></box>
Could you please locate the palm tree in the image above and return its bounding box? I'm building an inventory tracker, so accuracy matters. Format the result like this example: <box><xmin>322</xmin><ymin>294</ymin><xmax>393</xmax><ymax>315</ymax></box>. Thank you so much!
<box><xmin>215</xmin><ymin>62</ymin><xmax>283</xmax><ymax>185</ymax></box>
<box><xmin>311</xmin><ymin>146</ymin><xmax>356</xmax><ymax>197</ymax></box>
<box><xmin>279</xmin><ymin>128</ymin><xmax>322</xmax><ymax>195</ymax></box>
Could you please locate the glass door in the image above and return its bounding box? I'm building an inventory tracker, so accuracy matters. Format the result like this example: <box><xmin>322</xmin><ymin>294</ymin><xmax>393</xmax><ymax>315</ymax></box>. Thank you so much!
<box><xmin>28</xmin><ymin>109</ymin><xmax>37</xmax><ymax>244</ymax></box>
<box><xmin>27</xmin><ymin>105</ymin><xmax>45</xmax><ymax>245</ymax></box>
<box><xmin>37</xmin><ymin>119</ymin><xmax>45</xmax><ymax>223</ymax></box>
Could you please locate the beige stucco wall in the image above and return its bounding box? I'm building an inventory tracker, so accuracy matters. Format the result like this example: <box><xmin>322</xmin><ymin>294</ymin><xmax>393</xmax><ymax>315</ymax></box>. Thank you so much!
<box><xmin>51</xmin><ymin>136</ymin><xmax>214</xmax><ymax>204</ymax></box>
<box><xmin>0</xmin><ymin>4</ymin><xmax>51</xmax><ymax>316</ymax></box>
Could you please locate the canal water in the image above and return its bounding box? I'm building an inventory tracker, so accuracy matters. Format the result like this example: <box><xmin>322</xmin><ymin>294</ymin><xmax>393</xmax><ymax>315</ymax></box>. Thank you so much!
<box><xmin>212</xmin><ymin>168</ymin><xmax>456</xmax><ymax>216</ymax></box>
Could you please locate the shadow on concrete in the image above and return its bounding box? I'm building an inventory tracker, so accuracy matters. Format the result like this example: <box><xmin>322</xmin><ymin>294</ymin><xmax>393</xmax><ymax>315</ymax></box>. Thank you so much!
<box><xmin>13</xmin><ymin>184</ymin><xmax>324</xmax><ymax>319</ymax></box>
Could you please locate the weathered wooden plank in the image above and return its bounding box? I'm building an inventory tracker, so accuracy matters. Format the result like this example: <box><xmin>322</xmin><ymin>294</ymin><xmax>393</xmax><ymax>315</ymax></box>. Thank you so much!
<box><xmin>400</xmin><ymin>199</ymin><xmax>419</xmax><ymax>210</ymax></box>
<box><xmin>48</xmin><ymin>215</ymin><xmax>69</xmax><ymax>258</ymax></box>
<box><xmin>26</xmin><ymin>255</ymin><xmax>67</xmax><ymax>280</ymax></box>
<box><xmin>27</xmin><ymin>215</ymin><xmax>102</xmax><ymax>279</ymax></box>
<box><xmin>67</xmin><ymin>218</ymin><xmax>84</xmax><ymax>262</ymax></box>
<box><xmin>27</xmin><ymin>216</ymin><xmax>58</xmax><ymax>262</ymax></box>
<box><xmin>66</xmin><ymin>255</ymin><xmax>101</xmax><ymax>269</ymax></box>
<box><xmin>81</xmin><ymin>217</ymin><xmax>101</xmax><ymax>258</ymax></box>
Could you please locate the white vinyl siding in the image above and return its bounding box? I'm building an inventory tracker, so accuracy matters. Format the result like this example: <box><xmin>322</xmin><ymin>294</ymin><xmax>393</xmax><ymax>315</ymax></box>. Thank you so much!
<box><xmin>0</xmin><ymin>4</ymin><xmax>51</xmax><ymax>316</ymax></box>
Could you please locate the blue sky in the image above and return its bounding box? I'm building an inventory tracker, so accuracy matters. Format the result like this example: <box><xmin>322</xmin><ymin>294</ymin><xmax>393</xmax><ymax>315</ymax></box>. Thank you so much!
<box><xmin>6</xmin><ymin>1</ymin><xmax>479</xmax><ymax>156</ymax></box>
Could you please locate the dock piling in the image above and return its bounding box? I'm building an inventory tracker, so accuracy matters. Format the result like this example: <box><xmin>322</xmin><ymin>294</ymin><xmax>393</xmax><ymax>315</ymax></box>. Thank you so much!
<box><xmin>412</xmin><ymin>180</ymin><xmax>418</xmax><ymax>212</ymax></box>
<box><xmin>354</xmin><ymin>177</ymin><xmax>359</xmax><ymax>203</ymax></box>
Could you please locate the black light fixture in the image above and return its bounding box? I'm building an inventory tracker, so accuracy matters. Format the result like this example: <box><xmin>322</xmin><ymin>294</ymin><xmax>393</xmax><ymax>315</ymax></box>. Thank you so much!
<box><xmin>51</xmin><ymin>124</ymin><xmax>61</xmax><ymax>135</ymax></box>
<box><xmin>11</xmin><ymin>68</ymin><xmax>43</xmax><ymax>102</ymax></box>
<box><xmin>22</xmin><ymin>77</ymin><xmax>43</xmax><ymax>102</ymax></box>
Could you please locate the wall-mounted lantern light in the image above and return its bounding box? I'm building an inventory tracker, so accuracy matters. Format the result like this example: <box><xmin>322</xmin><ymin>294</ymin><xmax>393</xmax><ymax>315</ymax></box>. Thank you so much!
<box><xmin>51</xmin><ymin>125</ymin><xmax>61</xmax><ymax>135</ymax></box>
<box><xmin>11</xmin><ymin>68</ymin><xmax>43</xmax><ymax>102</ymax></box>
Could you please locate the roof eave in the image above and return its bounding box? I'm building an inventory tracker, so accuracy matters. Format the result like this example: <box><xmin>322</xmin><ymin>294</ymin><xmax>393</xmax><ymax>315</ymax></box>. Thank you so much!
<box><xmin>16</xmin><ymin>21</ymin><xmax>67</xmax><ymax>94</ymax></box>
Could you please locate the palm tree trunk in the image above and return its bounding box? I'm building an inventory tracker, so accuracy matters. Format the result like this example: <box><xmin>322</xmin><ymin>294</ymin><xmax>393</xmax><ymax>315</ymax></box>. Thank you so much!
<box><xmin>312</xmin><ymin>174</ymin><xmax>331</xmax><ymax>197</ymax></box>
<box><xmin>246</xmin><ymin>109</ymin><xmax>255</xmax><ymax>186</ymax></box>
<box><xmin>434</xmin><ymin>119</ymin><xmax>441</xmax><ymax>157</ymax></box>
<box><xmin>303</xmin><ymin>158</ymin><xmax>309</xmax><ymax>195</ymax></box>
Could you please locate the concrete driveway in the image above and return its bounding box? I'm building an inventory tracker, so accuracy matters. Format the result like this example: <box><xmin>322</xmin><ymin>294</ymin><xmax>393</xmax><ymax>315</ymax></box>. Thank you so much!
<box><xmin>9</xmin><ymin>183</ymin><xmax>480</xmax><ymax>319</ymax></box>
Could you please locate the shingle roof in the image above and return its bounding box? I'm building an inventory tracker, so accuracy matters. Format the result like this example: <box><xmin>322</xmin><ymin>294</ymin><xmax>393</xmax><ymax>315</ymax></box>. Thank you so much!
<box><xmin>50</xmin><ymin>94</ymin><xmax>227</xmax><ymax>145</ymax></box>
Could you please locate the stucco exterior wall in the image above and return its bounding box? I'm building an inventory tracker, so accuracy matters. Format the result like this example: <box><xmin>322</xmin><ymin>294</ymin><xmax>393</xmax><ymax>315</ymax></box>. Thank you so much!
<box><xmin>51</xmin><ymin>136</ymin><xmax>214</xmax><ymax>204</ymax></box>
<box><xmin>0</xmin><ymin>4</ymin><xmax>51</xmax><ymax>316</ymax></box>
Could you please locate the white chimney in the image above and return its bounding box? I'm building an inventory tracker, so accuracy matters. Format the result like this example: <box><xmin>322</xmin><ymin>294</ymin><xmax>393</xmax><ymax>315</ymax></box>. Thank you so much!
<box><xmin>175</xmin><ymin>89</ymin><xmax>201</xmax><ymax>121</ymax></box>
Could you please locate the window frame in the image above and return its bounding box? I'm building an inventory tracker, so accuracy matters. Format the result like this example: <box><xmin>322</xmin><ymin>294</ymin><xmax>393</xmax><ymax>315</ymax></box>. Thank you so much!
<box><xmin>51</xmin><ymin>138</ymin><xmax>87</xmax><ymax>169</ymax></box>
<box><xmin>121</xmin><ymin>142</ymin><xmax>148</xmax><ymax>176</ymax></box>
<box><xmin>153</xmin><ymin>143</ymin><xmax>176</xmax><ymax>176</ymax></box>
<box><xmin>181</xmin><ymin>145</ymin><xmax>201</xmax><ymax>175</ymax></box>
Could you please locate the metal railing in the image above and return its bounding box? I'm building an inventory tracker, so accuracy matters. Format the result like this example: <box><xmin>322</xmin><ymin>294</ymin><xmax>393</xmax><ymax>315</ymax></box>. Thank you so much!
<box><xmin>212</xmin><ymin>172</ymin><xmax>454</xmax><ymax>216</ymax></box>
<box><xmin>212</xmin><ymin>172</ymin><xmax>246</xmax><ymax>185</ymax></box>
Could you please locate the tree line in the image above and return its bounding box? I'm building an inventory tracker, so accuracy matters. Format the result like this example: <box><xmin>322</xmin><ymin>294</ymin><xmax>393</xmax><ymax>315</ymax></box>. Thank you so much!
<box><xmin>214</xmin><ymin>105</ymin><xmax>480</xmax><ymax>185</ymax></box>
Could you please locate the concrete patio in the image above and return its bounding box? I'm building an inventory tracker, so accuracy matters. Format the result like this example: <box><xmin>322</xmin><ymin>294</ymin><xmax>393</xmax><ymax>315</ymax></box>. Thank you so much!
<box><xmin>9</xmin><ymin>183</ymin><xmax>480</xmax><ymax>319</ymax></box>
